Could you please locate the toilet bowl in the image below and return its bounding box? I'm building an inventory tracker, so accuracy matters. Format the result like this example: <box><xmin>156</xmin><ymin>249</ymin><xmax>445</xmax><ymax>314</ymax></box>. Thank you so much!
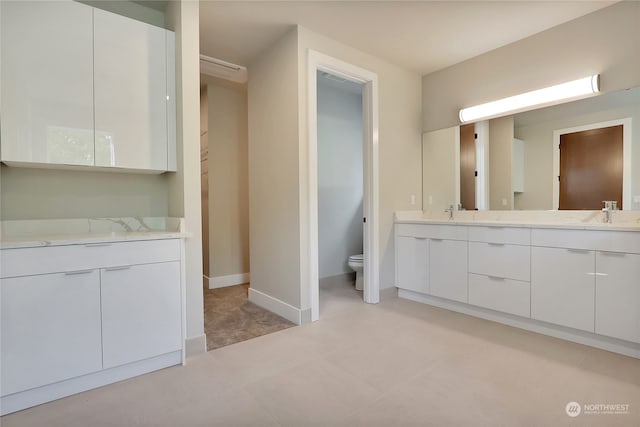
<box><xmin>348</xmin><ymin>254</ymin><xmax>364</xmax><ymax>291</ymax></box>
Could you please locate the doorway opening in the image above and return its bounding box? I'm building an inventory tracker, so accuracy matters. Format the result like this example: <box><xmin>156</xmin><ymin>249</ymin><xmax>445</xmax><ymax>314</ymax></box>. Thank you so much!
<box><xmin>307</xmin><ymin>50</ymin><xmax>380</xmax><ymax>322</ymax></box>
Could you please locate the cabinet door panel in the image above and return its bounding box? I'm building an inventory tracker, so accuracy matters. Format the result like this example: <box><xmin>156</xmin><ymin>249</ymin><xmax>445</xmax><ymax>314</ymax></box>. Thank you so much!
<box><xmin>101</xmin><ymin>262</ymin><xmax>181</xmax><ymax>368</ymax></box>
<box><xmin>1</xmin><ymin>271</ymin><xmax>102</xmax><ymax>395</ymax></box>
<box><xmin>94</xmin><ymin>9</ymin><xmax>168</xmax><ymax>170</ymax></box>
<box><xmin>1</xmin><ymin>1</ymin><xmax>94</xmax><ymax>165</ymax></box>
<box><xmin>429</xmin><ymin>239</ymin><xmax>467</xmax><ymax>302</ymax></box>
<box><xmin>596</xmin><ymin>252</ymin><xmax>640</xmax><ymax>343</ymax></box>
<box><xmin>531</xmin><ymin>247</ymin><xmax>595</xmax><ymax>332</ymax></box>
<box><xmin>396</xmin><ymin>236</ymin><xmax>429</xmax><ymax>294</ymax></box>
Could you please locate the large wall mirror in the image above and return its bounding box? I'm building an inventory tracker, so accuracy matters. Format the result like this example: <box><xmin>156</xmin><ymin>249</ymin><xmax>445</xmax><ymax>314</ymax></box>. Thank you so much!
<box><xmin>422</xmin><ymin>86</ymin><xmax>640</xmax><ymax>211</ymax></box>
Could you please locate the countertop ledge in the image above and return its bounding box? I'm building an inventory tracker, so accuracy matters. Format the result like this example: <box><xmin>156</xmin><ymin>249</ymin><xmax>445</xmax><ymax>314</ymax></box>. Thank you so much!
<box><xmin>0</xmin><ymin>231</ymin><xmax>192</xmax><ymax>250</ymax></box>
<box><xmin>0</xmin><ymin>217</ymin><xmax>192</xmax><ymax>249</ymax></box>
<box><xmin>394</xmin><ymin>210</ymin><xmax>640</xmax><ymax>232</ymax></box>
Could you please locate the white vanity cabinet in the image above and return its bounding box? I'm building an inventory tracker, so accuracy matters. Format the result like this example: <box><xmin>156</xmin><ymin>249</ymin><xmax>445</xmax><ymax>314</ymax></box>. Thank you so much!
<box><xmin>395</xmin><ymin>219</ymin><xmax>640</xmax><ymax>358</ymax></box>
<box><xmin>429</xmin><ymin>238</ymin><xmax>468</xmax><ymax>303</ymax></box>
<box><xmin>395</xmin><ymin>235</ymin><xmax>429</xmax><ymax>294</ymax></box>
<box><xmin>531</xmin><ymin>247</ymin><xmax>595</xmax><ymax>332</ymax></box>
<box><xmin>595</xmin><ymin>252</ymin><xmax>640</xmax><ymax>343</ymax></box>
<box><xmin>467</xmin><ymin>226</ymin><xmax>531</xmax><ymax>317</ymax></box>
<box><xmin>0</xmin><ymin>1</ymin><xmax>94</xmax><ymax>166</ymax></box>
<box><xmin>0</xmin><ymin>238</ymin><xmax>184</xmax><ymax>415</ymax></box>
<box><xmin>1</xmin><ymin>271</ymin><xmax>103</xmax><ymax>396</ymax></box>
<box><xmin>0</xmin><ymin>1</ymin><xmax>176</xmax><ymax>173</ymax></box>
<box><xmin>101</xmin><ymin>261</ymin><xmax>182</xmax><ymax>369</ymax></box>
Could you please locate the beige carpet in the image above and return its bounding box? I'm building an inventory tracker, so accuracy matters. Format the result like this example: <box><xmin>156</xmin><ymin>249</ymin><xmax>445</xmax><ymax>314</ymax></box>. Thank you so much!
<box><xmin>203</xmin><ymin>284</ymin><xmax>295</xmax><ymax>351</ymax></box>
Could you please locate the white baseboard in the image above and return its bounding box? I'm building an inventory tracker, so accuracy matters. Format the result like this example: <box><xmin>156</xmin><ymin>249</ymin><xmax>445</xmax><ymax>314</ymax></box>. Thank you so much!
<box><xmin>185</xmin><ymin>334</ymin><xmax>207</xmax><ymax>357</ymax></box>
<box><xmin>207</xmin><ymin>272</ymin><xmax>250</xmax><ymax>289</ymax></box>
<box><xmin>398</xmin><ymin>288</ymin><xmax>640</xmax><ymax>359</ymax></box>
<box><xmin>248</xmin><ymin>288</ymin><xmax>303</xmax><ymax>325</ymax></box>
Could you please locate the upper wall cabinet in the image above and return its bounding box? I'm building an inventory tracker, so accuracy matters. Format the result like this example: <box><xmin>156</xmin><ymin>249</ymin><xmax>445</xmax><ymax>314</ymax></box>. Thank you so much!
<box><xmin>0</xmin><ymin>1</ymin><xmax>95</xmax><ymax>166</ymax></box>
<box><xmin>0</xmin><ymin>1</ymin><xmax>176</xmax><ymax>173</ymax></box>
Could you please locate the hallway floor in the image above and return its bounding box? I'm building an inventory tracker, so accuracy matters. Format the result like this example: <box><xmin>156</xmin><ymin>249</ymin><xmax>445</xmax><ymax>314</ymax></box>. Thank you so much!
<box><xmin>203</xmin><ymin>284</ymin><xmax>295</xmax><ymax>351</ymax></box>
<box><xmin>3</xmin><ymin>282</ymin><xmax>639</xmax><ymax>426</ymax></box>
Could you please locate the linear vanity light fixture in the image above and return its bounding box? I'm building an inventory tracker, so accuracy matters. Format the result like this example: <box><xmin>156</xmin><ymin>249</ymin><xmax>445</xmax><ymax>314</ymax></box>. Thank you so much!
<box><xmin>459</xmin><ymin>74</ymin><xmax>600</xmax><ymax>123</ymax></box>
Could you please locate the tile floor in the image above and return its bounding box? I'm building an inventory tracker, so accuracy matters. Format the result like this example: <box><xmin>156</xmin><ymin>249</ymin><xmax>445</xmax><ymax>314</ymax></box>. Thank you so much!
<box><xmin>3</xmin><ymin>278</ymin><xmax>639</xmax><ymax>426</ymax></box>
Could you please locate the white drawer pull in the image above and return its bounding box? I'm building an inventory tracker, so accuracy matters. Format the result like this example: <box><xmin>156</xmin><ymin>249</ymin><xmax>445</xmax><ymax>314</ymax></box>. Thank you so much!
<box><xmin>567</xmin><ymin>248</ymin><xmax>589</xmax><ymax>254</ymax></box>
<box><xmin>431</xmin><ymin>238</ymin><xmax>443</xmax><ymax>242</ymax></box>
<box><xmin>586</xmin><ymin>272</ymin><xmax>609</xmax><ymax>277</ymax></box>
<box><xmin>488</xmin><ymin>242</ymin><xmax>505</xmax><ymax>247</ymax></box>
<box><xmin>85</xmin><ymin>243</ymin><xmax>112</xmax><ymax>247</ymax></box>
<box><xmin>415</xmin><ymin>237</ymin><xmax>428</xmax><ymax>240</ymax></box>
<box><xmin>488</xmin><ymin>275</ymin><xmax>505</xmax><ymax>281</ymax></box>
<box><xmin>104</xmin><ymin>266</ymin><xmax>132</xmax><ymax>272</ymax></box>
<box><xmin>64</xmin><ymin>270</ymin><xmax>94</xmax><ymax>276</ymax></box>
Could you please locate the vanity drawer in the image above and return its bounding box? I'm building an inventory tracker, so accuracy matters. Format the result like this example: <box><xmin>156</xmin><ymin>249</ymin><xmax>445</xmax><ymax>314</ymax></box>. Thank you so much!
<box><xmin>468</xmin><ymin>242</ymin><xmax>530</xmax><ymax>281</ymax></box>
<box><xmin>468</xmin><ymin>226</ymin><xmax>530</xmax><ymax>245</ymax></box>
<box><xmin>1</xmin><ymin>239</ymin><xmax>181</xmax><ymax>278</ymax></box>
<box><xmin>395</xmin><ymin>223</ymin><xmax>467</xmax><ymax>241</ymax></box>
<box><xmin>532</xmin><ymin>228</ymin><xmax>640</xmax><ymax>254</ymax></box>
<box><xmin>468</xmin><ymin>273</ymin><xmax>530</xmax><ymax>318</ymax></box>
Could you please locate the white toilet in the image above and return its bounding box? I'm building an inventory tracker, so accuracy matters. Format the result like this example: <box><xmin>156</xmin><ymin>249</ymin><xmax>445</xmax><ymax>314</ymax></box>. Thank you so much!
<box><xmin>348</xmin><ymin>254</ymin><xmax>364</xmax><ymax>291</ymax></box>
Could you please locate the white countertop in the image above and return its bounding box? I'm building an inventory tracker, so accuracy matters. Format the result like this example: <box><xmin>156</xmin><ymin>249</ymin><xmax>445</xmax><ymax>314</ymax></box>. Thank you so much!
<box><xmin>395</xmin><ymin>210</ymin><xmax>640</xmax><ymax>232</ymax></box>
<box><xmin>0</xmin><ymin>217</ymin><xmax>192</xmax><ymax>249</ymax></box>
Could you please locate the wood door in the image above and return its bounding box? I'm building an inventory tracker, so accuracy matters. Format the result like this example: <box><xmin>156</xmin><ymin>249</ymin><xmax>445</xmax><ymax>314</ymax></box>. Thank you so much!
<box><xmin>459</xmin><ymin>124</ymin><xmax>476</xmax><ymax>210</ymax></box>
<box><xmin>559</xmin><ymin>125</ymin><xmax>623</xmax><ymax>210</ymax></box>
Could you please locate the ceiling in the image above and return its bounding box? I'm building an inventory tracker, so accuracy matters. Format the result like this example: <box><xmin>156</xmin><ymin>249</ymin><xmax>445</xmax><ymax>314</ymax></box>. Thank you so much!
<box><xmin>199</xmin><ymin>0</ymin><xmax>615</xmax><ymax>76</ymax></box>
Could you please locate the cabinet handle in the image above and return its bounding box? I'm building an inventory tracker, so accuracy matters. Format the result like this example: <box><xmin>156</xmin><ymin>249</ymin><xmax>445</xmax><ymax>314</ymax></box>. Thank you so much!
<box><xmin>431</xmin><ymin>238</ymin><xmax>443</xmax><ymax>242</ymax></box>
<box><xmin>567</xmin><ymin>248</ymin><xmax>590</xmax><ymax>254</ymax></box>
<box><xmin>600</xmin><ymin>252</ymin><xmax>626</xmax><ymax>257</ymax></box>
<box><xmin>104</xmin><ymin>266</ymin><xmax>132</xmax><ymax>272</ymax></box>
<box><xmin>415</xmin><ymin>237</ymin><xmax>428</xmax><ymax>240</ymax></box>
<box><xmin>488</xmin><ymin>275</ymin><xmax>505</xmax><ymax>281</ymax></box>
<box><xmin>488</xmin><ymin>242</ymin><xmax>505</xmax><ymax>247</ymax></box>
<box><xmin>85</xmin><ymin>243</ymin><xmax>112</xmax><ymax>247</ymax></box>
<box><xmin>65</xmin><ymin>269</ymin><xmax>94</xmax><ymax>276</ymax></box>
<box><xmin>586</xmin><ymin>272</ymin><xmax>609</xmax><ymax>277</ymax></box>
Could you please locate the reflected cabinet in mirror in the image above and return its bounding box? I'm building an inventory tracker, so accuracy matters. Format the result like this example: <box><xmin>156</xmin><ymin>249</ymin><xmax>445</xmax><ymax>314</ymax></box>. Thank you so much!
<box><xmin>422</xmin><ymin>86</ymin><xmax>640</xmax><ymax>211</ymax></box>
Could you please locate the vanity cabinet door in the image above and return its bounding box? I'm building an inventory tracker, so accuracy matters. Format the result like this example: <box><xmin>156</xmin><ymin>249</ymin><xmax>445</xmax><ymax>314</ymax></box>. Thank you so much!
<box><xmin>93</xmin><ymin>9</ymin><xmax>169</xmax><ymax>170</ymax></box>
<box><xmin>1</xmin><ymin>271</ymin><xmax>103</xmax><ymax>396</ymax></box>
<box><xmin>101</xmin><ymin>261</ymin><xmax>182</xmax><ymax>369</ymax></box>
<box><xmin>429</xmin><ymin>239</ymin><xmax>468</xmax><ymax>302</ymax></box>
<box><xmin>395</xmin><ymin>236</ymin><xmax>429</xmax><ymax>294</ymax></box>
<box><xmin>0</xmin><ymin>0</ymin><xmax>94</xmax><ymax>166</ymax></box>
<box><xmin>531</xmin><ymin>247</ymin><xmax>595</xmax><ymax>332</ymax></box>
<box><xmin>595</xmin><ymin>252</ymin><xmax>640</xmax><ymax>343</ymax></box>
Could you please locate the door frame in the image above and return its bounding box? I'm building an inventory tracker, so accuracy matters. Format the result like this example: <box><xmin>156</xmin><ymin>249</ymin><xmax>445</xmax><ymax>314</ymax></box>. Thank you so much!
<box><xmin>552</xmin><ymin>118</ymin><xmax>631</xmax><ymax>210</ymax></box>
<box><xmin>307</xmin><ymin>49</ymin><xmax>379</xmax><ymax>322</ymax></box>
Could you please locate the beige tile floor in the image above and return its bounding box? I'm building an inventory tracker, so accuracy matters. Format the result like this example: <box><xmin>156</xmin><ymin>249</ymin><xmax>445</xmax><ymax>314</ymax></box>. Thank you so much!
<box><xmin>3</xmin><ymin>277</ymin><xmax>639</xmax><ymax>427</ymax></box>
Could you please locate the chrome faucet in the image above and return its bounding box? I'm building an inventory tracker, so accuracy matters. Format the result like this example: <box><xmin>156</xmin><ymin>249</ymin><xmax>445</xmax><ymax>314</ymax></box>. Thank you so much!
<box><xmin>445</xmin><ymin>204</ymin><xmax>454</xmax><ymax>220</ymax></box>
<box><xmin>602</xmin><ymin>200</ymin><xmax>617</xmax><ymax>224</ymax></box>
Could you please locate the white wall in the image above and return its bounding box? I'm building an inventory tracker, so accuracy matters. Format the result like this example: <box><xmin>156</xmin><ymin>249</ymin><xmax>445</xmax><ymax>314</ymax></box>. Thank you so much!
<box><xmin>317</xmin><ymin>75</ymin><xmax>363</xmax><ymax>279</ymax></box>
<box><xmin>489</xmin><ymin>116</ymin><xmax>514</xmax><ymax>210</ymax></box>
<box><xmin>248</xmin><ymin>28</ymin><xmax>301</xmax><ymax>309</ymax></box>
<box><xmin>0</xmin><ymin>166</ymin><xmax>168</xmax><ymax>219</ymax></box>
<box><xmin>422</xmin><ymin>126</ymin><xmax>459</xmax><ymax>213</ymax></box>
<box><xmin>298</xmin><ymin>26</ymin><xmax>422</xmax><ymax>301</ymax></box>
<box><xmin>206</xmin><ymin>80</ymin><xmax>250</xmax><ymax>280</ymax></box>
<box><xmin>165</xmin><ymin>0</ymin><xmax>205</xmax><ymax>355</ymax></box>
<box><xmin>246</xmin><ymin>25</ymin><xmax>421</xmax><ymax>317</ymax></box>
<box><xmin>422</xmin><ymin>1</ymin><xmax>640</xmax><ymax>132</ymax></box>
